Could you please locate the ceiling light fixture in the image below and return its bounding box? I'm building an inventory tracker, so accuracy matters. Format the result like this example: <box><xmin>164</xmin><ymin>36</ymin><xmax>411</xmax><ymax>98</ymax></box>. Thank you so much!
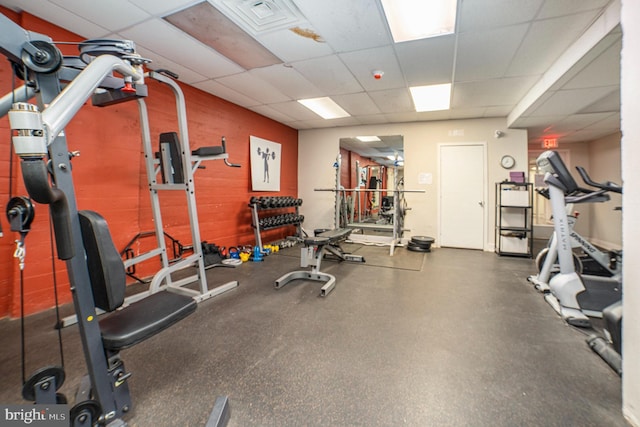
<box><xmin>380</xmin><ymin>0</ymin><xmax>457</xmax><ymax>43</ymax></box>
<box><xmin>410</xmin><ymin>83</ymin><xmax>452</xmax><ymax>112</ymax></box>
<box><xmin>356</xmin><ymin>136</ymin><xmax>381</xmax><ymax>142</ymax></box>
<box><xmin>298</xmin><ymin>97</ymin><xmax>350</xmax><ymax>119</ymax></box>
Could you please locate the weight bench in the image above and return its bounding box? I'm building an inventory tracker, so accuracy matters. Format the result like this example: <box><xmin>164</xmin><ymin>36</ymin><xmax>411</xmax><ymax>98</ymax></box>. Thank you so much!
<box><xmin>274</xmin><ymin>228</ymin><xmax>365</xmax><ymax>296</ymax></box>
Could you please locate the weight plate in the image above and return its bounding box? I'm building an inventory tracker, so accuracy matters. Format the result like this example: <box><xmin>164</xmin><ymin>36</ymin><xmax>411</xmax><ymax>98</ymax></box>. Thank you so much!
<box><xmin>407</xmin><ymin>242</ymin><xmax>431</xmax><ymax>252</ymax></box>
<box><xmin>411</xmin><ymin>236</ymin><xmax>435</xmax><ymax>245</ymax></box>
<box><xmin>22</xmin><ymin>366</ymin><xmax>65</xmax><ymax>401</ymax></box>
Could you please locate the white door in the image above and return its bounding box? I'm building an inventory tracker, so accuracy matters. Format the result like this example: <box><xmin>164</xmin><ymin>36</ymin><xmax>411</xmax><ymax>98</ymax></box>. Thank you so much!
<box><xmin>439</xmin><ymin>143</ymin><xmax>486</xmax><ymax>249</ymax></box>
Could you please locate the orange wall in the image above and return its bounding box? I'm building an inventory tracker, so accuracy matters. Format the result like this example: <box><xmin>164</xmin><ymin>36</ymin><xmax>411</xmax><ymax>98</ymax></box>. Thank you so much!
<box><xmin>0</xmin><ymin>10</ymin><xmax>298</xmax><ymax>318</ymax></box>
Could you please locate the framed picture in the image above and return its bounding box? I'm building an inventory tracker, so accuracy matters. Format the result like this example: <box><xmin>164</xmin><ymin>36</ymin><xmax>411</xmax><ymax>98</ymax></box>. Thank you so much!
<box><xmin>250</xmin><ymin>136</ymin><xmax>281</xmax><ymax>191</ymax></box>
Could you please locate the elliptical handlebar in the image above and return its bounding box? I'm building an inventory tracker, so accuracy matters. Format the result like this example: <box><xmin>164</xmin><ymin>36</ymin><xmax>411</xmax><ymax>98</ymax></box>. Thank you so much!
<box><xmin>575</xmin><ymin>166</ymin><xmax>622</xmax><ymax>194</ymax></box>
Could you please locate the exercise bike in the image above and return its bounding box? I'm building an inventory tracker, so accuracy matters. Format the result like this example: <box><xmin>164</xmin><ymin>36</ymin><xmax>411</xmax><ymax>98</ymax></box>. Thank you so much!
<box><xmin>536</xmin><ymin>151</ymin><xmax>622</xmax><ymax>328</ymax></box>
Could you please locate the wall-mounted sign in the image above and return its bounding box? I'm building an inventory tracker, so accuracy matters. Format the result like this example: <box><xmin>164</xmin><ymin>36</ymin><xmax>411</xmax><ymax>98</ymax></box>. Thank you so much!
<box><xmin>542</xmin><ymin>138</ymin><xmax>558</xmax><ymax>149</ymax></box>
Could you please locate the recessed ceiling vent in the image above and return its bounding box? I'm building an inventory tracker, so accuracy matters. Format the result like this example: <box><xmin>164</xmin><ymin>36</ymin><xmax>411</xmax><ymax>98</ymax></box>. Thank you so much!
<box><xmin>210</xmin><ymin>0</ymin><xmax>308</xmax><ymax>35</ymax></box>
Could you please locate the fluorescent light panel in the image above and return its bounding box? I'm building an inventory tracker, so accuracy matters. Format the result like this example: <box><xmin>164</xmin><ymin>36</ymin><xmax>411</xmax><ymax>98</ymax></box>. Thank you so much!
<box><xmin>381</xmin><ymin>0</ymin><xmax>457</xmax><ymax>43</ymax></box>
<box><xmin>298</xmin><ymin>97</ymin><xmax>350</xmax><ymax>119</ymax></box>
<box><xmin>356</xmin><ymin>136</ymin><xmax>381</xmax><ymax>142</ymax></box>
<box><xmin>410</xmin><ymin>83</ymin><xmax>451</xmax><ymax>112</ymax></box>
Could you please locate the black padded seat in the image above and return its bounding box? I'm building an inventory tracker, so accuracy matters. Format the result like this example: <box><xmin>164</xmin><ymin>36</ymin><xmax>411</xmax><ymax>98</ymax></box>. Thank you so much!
<box><xmin>100</xmin><ymin>291</ymin><xmax>196</xmax><ymax>351</ymax></box>
<box><xmin>79</xmin><ymin>210</ymin><xmax>197</xmax><ymax>352</ymax></box>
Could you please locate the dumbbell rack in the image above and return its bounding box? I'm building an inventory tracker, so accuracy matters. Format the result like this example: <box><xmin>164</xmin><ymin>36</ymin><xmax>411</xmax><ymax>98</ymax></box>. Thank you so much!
<box><xmin>249</xmin><ymin>196</ymin><xmax>304</xmax><ymax>249</ymax></box>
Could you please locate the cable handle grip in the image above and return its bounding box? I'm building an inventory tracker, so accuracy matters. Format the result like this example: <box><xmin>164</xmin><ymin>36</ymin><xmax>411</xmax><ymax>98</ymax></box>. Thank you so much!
<box><xmin>20</xmin><ymin>160</ymin><xmax>74</xmax><ymax>260</ymax></box>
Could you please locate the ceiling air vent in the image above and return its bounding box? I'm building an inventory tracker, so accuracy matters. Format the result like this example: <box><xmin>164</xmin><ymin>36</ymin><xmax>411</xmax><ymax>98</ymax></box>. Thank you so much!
<box><xmin>210</xmin><ymin>0</ymin><xmax>307</xmax><ymax>35</ymax></box>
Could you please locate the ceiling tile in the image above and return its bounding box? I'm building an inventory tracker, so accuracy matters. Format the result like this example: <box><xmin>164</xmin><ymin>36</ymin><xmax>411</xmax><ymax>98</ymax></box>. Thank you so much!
<box><xmin>450</xmin><ymin>107</ymin><xmax>489</xmax><ymax>120</ymax></box>
<box><xmin>134</xmin><ymin>45</ymin><xmax>208</xmax><ymax>84</ymax></box>
<box><xmin>536</xmin><ymin>0</ymin><xmax>611</xmax><ymax>19</ymax></box>
<box><xmin>191</xmin><ymin>79</ymin><xmax>260</xmax><ymax>107</ymax></box>
<box><xmin>385</xmin><ymin>112</ymin><xmax>420</xmax><ymax>123</ymax></box>
<box><xmin>455</xmin><ymin>24</ymin><xmax>529</xmax><ymax>81</ymax></box>
<box><xmin>332</xmin><ymin>92</ymin><xmax>382</xmax><ymax>116</ymax></box>
<box><xmin>582</xmin><ymin>112</ymin><xmax>620</xmax><ymax>130</ymax></box>
<box><xmin>49</xmin><ymin>0</ymin><xmax>150</xmax><ymax>32</ymax></box>
<box><xmin>553</xmin><ymin>112</ymin><xmax>614</xmax><ymax>132</ymax></box>
<box><xmin>216</xmin><ymin>72</ymin><xmax>291</xmax><ymax>104</ymax></box>
<box><xmin>356</xmin><ymin>114</ymin><xmax>390</xmax><ymax>125</ymax></box>
<box><xmin>506</xmin><ymin>10</ymin><xmax>601</xmax><ymax>77</ymax></box>
<box><xmin>257</xmin><ymin>27</ymin><xmax>334</xmax><ymax>63</ymax></box>
<box><xmin>394</xmin><ymin>35</ymin><xmax>455</xmax><ymax>86</ymax></box>
<box><xmin>458</xmin><ymin>0</ymin><xmax>544</xmax><ymax>32</ymax></box>
<box><xmin>530</xmin><ymin>85</ymin><xmax>617</xmax><ymax>117</ymax></box>
<box><xmin>250</xmin><ymin>65</ymin><xmax>322</xmax><ymax>99</ymax></box>
<box><xmin>119</xmin><ymin>19</ymin><xmax>244</xmax><ymax>79</ymax></box>
<box><xmin>452</xmin><ymin>76</ymin><xmax>537</xmax><ymax>109</ymax></box>
<box><xmin>248</xmin><ymin>105</ymin><xmax>296</xmax><ymax>124</ymax></box>
<box><xmin>293</xmin><ymin>0</ymin><xmax>391</xmax><ymax>52</ymax></box>
<box><xmin>267</xmin><ymin>101</ymin><xmax>320</xmax><ymax>121</ymax></box>
<box><xmin>579</xmin><ymin>89</ymin><xmax>620</xmax><ymax>114</ymax></box>
<box><xmin>291</xmin><ymin>55</ymin><xmax>363</xmax><ymax>95</ymax></box>
<box><xmin>164</xmin><ymin>2</ymin><xmax>282</xmax><ymax>69</ymax></box>
<box><xmin>563</xmin><ymin>39</ymin><xmax>621</xmax><ymax>89</ymax></box>
<box><xmin>561</xmin><ymin>128</ymin><xmax>617</xmax><ymax>143</ymax></box>
<box><xmin>484</xmin><ymin>106</ymin><xmax>514</xmax><ymax>117</ymax></box>
<box><xmin>369</xmin><ymin>88</ymin><xmax>414</xmax><ymax>114</ymax></box>
<box><xmin>6</xmin><ymin>0</ymin><xmax>110</xmax><ymax>38</ymax></box>
<box><xmin>128</xmin><ymin>0</ymin><xmax>200</xmax><ymax>16</ymax></box>
<box><xmin>339</xmin><ymin>46</ymin><xmax>405</xmax><ymax>91</ymax></box>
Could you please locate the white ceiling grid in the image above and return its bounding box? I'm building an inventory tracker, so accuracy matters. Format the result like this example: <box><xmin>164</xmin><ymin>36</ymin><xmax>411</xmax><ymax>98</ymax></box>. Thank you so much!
<box><xmin>0</xmin><ymin>0</ymin><xmax>622</xmax><ymax>144</ymax></box>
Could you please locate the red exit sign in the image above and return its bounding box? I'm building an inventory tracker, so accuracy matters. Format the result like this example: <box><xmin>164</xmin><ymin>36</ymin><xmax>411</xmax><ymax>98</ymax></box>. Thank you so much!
<box><xmin>542</xmin><ymin>138</ymin><xmax>558</xmax><ymax>149</ymax></box>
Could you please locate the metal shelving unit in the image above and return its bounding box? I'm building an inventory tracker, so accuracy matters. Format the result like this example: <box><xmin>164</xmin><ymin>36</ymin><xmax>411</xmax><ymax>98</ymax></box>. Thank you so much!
<box><xmin>495</xmin><ymin>182</ymin><xmax>533</xmax><ymax>257</ymax></box>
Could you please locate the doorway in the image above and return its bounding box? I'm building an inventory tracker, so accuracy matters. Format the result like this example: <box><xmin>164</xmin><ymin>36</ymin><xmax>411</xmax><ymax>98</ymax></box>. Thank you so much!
<box><xmin>439</xmin><ymin>143</ymin><xmax>486</xmax><ymax>250</ymax></box>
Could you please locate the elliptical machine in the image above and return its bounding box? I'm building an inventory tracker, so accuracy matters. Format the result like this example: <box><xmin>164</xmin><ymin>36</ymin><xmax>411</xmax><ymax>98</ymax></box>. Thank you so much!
<box><xmin>536</xmin><ymin>151</ymin><xmax>621</xmax><ymax>328</ymax></box>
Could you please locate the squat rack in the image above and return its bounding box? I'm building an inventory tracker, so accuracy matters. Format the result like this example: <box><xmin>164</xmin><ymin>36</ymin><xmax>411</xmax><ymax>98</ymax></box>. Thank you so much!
<box><xmin>315</xmin><ymin>154</ymin><xmax>424</xmax><ymax>255</ymax></box>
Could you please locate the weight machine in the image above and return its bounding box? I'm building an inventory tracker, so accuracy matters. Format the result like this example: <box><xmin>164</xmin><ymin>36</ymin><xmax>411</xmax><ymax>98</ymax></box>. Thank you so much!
<box><xmin>1</xmin><ymin>13</ymin><xmax>230</xmax><ymax>426</ymax></box>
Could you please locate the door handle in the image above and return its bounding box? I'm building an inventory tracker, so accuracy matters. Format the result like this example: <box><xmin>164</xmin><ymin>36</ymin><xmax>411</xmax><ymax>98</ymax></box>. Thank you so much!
<box><xmin>478</xmin><ymin>201</ymin><xmax>484</xmax><ymax>207</ymax></box>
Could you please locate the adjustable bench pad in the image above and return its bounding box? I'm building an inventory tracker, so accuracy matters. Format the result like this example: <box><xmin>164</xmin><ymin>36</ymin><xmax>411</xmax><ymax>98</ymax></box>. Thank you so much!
<box><xmin>100</xmin><ymin>291</ymin><xmax>197</xmax><ymax>351</ymax></box>
<box><xmin>303</xmin><ymin>228</ymin><xmax>352</xmax><ymax>246</ymax></box>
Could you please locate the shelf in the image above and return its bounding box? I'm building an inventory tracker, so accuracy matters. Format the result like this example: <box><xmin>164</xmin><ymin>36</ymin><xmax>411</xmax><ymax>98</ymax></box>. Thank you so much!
<box><xmin>496</xmin><ymin>182</ymin><xmax>533</xmax><ymax>258</ymax></box>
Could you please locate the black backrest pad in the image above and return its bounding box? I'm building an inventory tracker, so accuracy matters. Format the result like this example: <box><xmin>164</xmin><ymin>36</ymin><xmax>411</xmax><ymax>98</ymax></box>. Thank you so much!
<box><xmin>78</xmin><ymin>210</ymin><xmax>126</xmax><ymax>312</ymax></box>
<box><xmin>159</xmin><ymin>132</ymin><xmax>184</xmax><ymax>184</ymax></box>
<box><xmin>547</xmin><ymin>151</ymin><xmax>579</xmax><ymax>192</ymax></box>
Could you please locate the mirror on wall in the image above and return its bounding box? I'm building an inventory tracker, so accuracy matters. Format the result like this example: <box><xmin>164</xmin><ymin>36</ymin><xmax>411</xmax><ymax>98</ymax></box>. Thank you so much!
<box><xmin>338</xmin><ymin>135</ymin><xmax>404</xmax><ymax>226</ymax></box>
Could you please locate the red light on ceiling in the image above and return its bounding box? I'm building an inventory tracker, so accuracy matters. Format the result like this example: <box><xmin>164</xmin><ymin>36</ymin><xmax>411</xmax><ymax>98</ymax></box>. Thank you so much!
<box><xmin>542</xmin><ymin>138</ymin><xmax>558</xmax><ymax>149</ymax></box>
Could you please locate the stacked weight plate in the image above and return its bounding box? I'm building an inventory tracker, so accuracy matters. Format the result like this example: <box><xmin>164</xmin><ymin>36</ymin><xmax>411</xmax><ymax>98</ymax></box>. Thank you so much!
<box><xmin>407</xmin><ymin>236</ymin><xmax>434</xmax><ymax>252</ymax></box>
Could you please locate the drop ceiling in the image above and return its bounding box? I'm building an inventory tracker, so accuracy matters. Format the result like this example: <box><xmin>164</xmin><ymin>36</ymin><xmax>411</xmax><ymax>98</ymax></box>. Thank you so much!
<box><xmin>0</xmin><ymin>0</ymin><xmax>621</xmax><ymax>145</ymax></box>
